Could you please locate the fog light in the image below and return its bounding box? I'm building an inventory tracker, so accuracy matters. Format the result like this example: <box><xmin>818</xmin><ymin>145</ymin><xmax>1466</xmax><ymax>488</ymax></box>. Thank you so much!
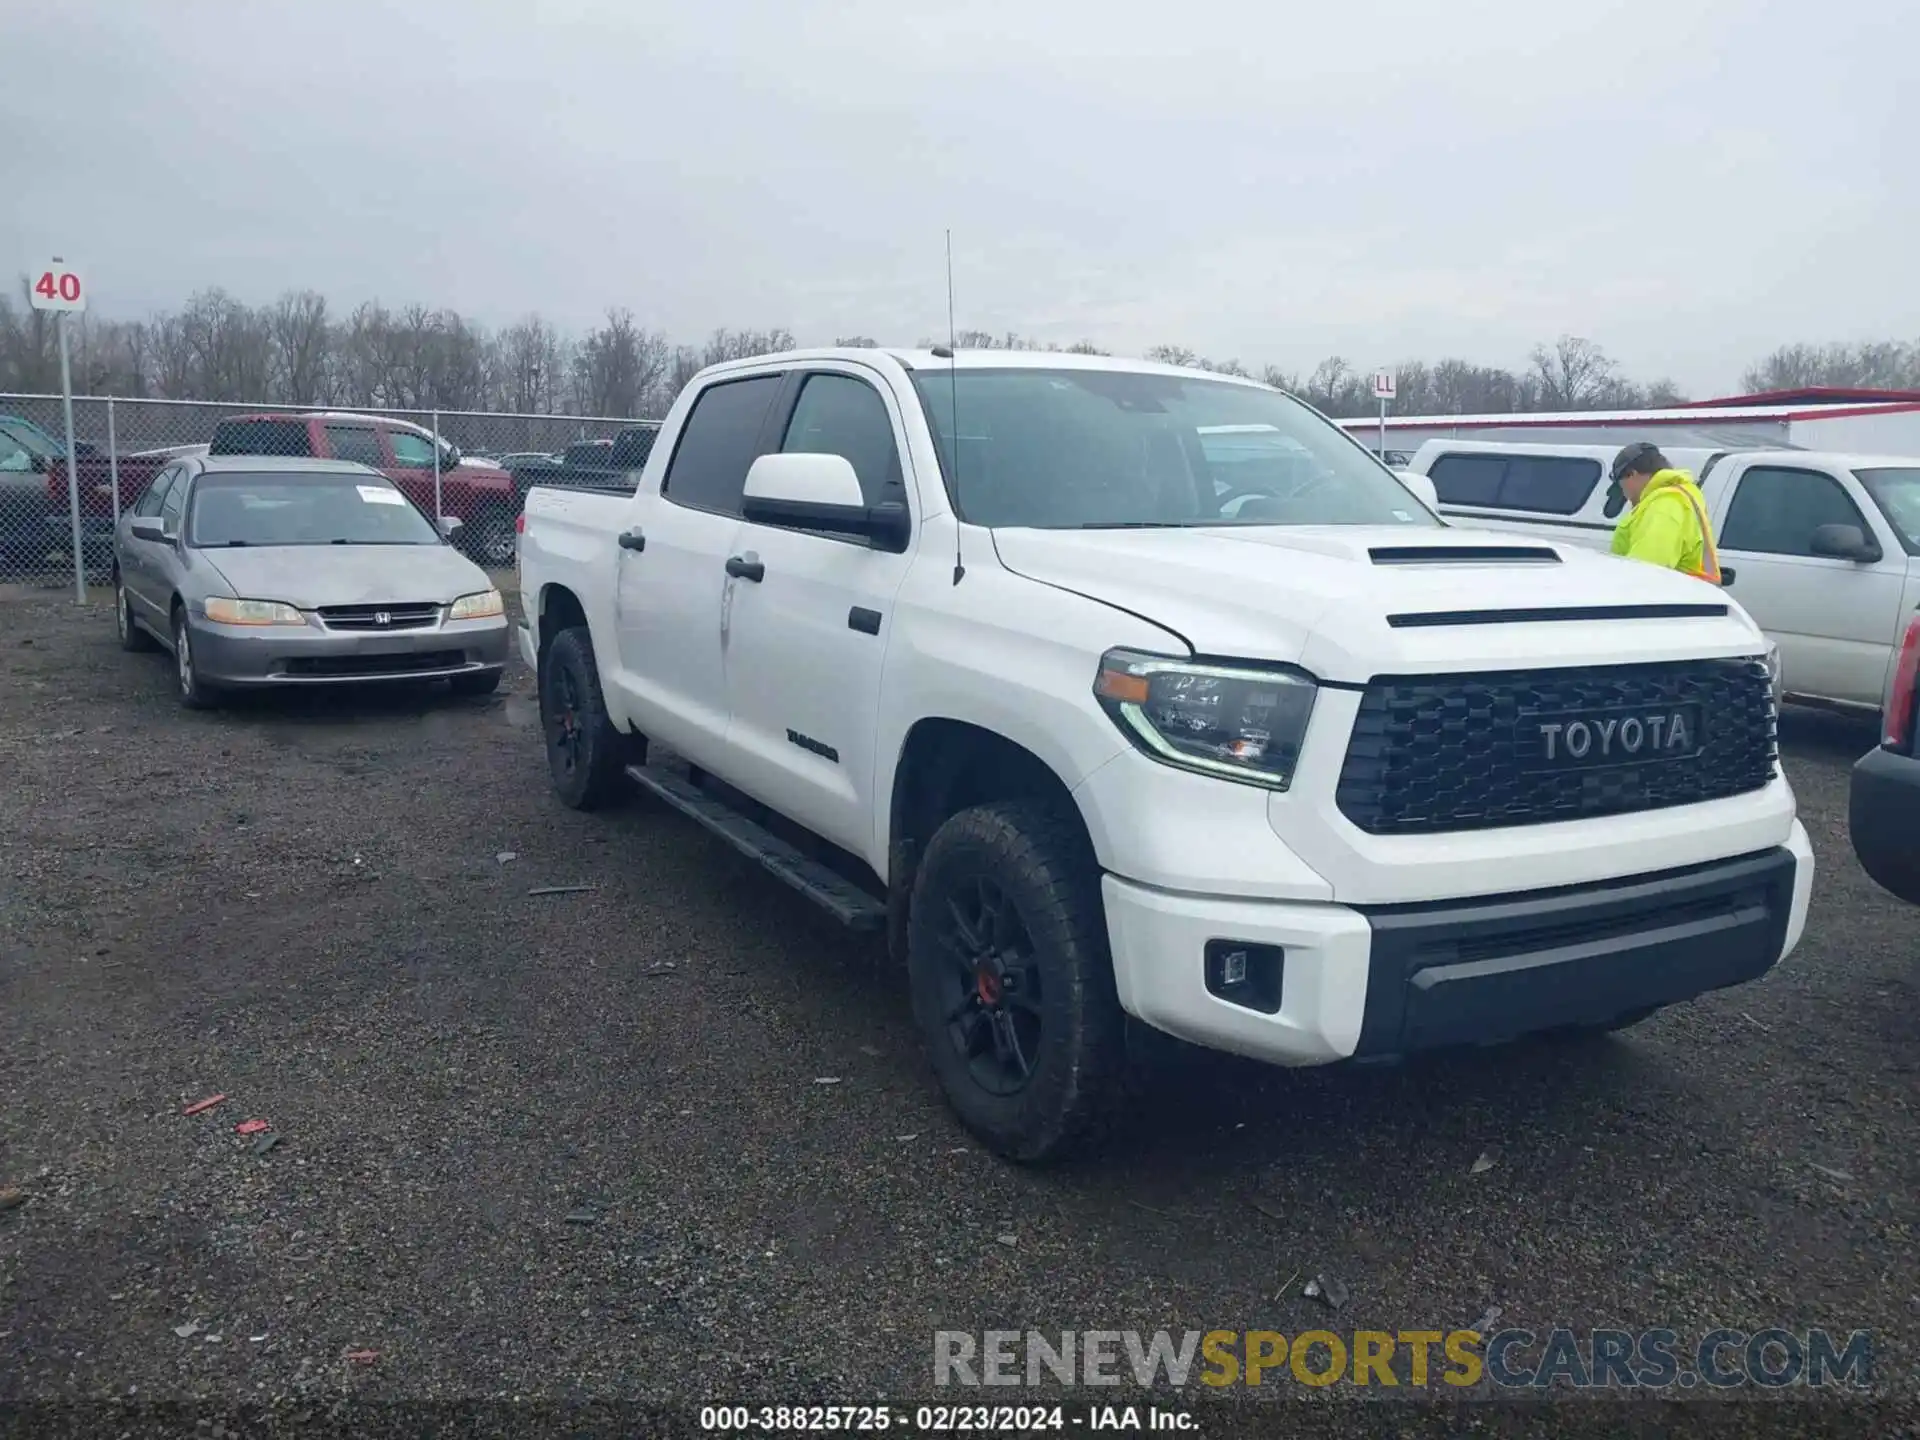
<box><xmin>1204</xmin><ymin>940</ymin><xmax>1284</xmax><ymax>1014</ymax></box>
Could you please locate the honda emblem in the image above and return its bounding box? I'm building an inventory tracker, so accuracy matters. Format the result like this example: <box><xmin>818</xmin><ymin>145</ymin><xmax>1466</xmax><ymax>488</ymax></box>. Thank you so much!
<box><xmin>374</xmin><ymin>611</ymin><xmax>391</xmax><ymax>627</ymax></box>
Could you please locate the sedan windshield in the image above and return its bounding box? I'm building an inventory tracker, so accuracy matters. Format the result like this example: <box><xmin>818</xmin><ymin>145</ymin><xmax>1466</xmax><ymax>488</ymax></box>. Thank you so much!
<box><xmin>187</xmin><ymin>473</ymin><xmax>443</xmax><ymax>547</ymax></box>
<box><xmin>1856</xmin><ymin>467</ymin><xmax>1920</xmax><ymax>555</ymax></box>
<box><xmin>909</xmin><ymin>367</ymin><xmax>1436</xmax><ymax>529</ymax></box>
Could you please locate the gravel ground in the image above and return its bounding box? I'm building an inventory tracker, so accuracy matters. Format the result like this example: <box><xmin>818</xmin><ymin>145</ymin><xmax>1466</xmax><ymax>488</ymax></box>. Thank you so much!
<box><xmin>0</xmin><ymin>589</ymin><xmax>1915</xmax><ymax>1437</ymax></box>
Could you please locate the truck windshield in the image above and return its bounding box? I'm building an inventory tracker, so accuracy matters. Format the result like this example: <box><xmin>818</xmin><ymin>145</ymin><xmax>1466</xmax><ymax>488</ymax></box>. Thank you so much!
<box><xmin>1856</xmin><ymin>467</ymin><xmax>1920</xmax><ymax>556</ymax></box>
<box><xmin>187</xmin><ymin>473</ymin><xmax>442</xmax><ymax>548</ymax></box>
<box><xmin>909</xmin><ymin>367</ymin><xmax>1437</xmax><ymax>530</ymax></box>
<box><xmin>0</xmin><ymin>420</ymin><xmax>59</xmax><ymax>461</ymax></box>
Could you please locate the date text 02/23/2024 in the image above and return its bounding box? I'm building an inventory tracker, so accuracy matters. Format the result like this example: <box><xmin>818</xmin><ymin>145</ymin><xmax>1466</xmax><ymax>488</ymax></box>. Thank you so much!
<box><xmin>699</xmin><ymin>1404</ymin><xmax>1195</xmax><ymax>1432</ymax></box>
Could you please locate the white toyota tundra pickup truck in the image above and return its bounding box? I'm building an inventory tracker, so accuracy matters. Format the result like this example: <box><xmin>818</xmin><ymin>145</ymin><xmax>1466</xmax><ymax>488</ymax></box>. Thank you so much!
<box><xmin>515</xmin><ymin>348</ymin><xmax>1815</xmax><ymax>1163</ymax></box>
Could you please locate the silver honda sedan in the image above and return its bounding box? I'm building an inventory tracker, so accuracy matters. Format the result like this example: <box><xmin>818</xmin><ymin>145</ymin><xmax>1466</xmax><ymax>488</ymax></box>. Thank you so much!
<box><xmin>111</xmin><ymin>455</ymin><xmax>510</xmax><ymax>709</ymax></box>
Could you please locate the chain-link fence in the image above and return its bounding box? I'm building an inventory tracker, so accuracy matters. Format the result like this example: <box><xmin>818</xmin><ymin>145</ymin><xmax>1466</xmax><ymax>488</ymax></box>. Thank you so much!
<box><xmin>0</xmin><ymin>394</ymin><xmax>660</xmax><ymax>587</ymax></box>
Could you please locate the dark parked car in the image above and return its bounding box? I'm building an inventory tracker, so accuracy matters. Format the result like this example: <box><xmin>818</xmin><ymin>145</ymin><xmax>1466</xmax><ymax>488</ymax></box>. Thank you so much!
<box><xmin>504</xmin><ymin>425</ymin><xmax>658</xmax><ymax>500</ymax></box>
<box><xmin>111</xmin><ymin>454</ymin><xmax>509</xmax><ymax>709</ymax></box>
<box><xmin>22</xmin><ymin>423</ymin><xmax>171</xmax><ymax>575</ymax></box>
<box><xmin>1849</xmin><ymin>609</ymin><xmax>1920</xmax><ymax>904</ymax></box>
<box><xmin>207</xmin><ymin>412</ymin><xmax>520</xmax><ymax>567</ymax></box>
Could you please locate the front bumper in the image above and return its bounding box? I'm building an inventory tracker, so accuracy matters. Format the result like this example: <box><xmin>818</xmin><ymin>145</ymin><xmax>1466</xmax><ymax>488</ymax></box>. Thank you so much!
<box><xmin>1103</xmin><ymin>820</ymin><xmax>1815</xmax><ymax>1066</ymax></box>
<box><xmin>1849</xmin><ymin>745</ymin><xmax>1920</xmax><ymax>905</ymax></box>
<box><xmin>187</xmin><ymin>612</ymin><xmax>510</xmax><ymax>685</ymax></box>
<box><xmin>515</xmin><ymin>622</ymin><xmax>537</xmax><ymax>672</ymax></box>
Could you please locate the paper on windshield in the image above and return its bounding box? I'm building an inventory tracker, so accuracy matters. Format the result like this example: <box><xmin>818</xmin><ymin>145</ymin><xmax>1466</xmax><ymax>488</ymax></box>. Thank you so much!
<box><xmin>358</xmin><ymin>486</ymin><xmax>406</xmax><ymax>505</ymax></box>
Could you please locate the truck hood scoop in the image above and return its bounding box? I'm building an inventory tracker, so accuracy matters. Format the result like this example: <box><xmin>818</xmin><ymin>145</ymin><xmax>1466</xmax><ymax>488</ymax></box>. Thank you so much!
<box><xmin>1368</xmin><ymin>543</ymin><xmax>1562</xmax><ymax>565</ymax></box>
<box><xmin>1387</xmin><ymin>602</ymin><xmax>1731</xmax><ymax>629</ymax></box>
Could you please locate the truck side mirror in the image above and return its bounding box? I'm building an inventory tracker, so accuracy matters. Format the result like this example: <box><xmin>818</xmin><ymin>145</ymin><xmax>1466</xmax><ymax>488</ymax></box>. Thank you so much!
<box><xmin>740</xmin><ymin>452</ymin><xmax>909</xmax><ymax>550</ymax></box>
<box><xmin>1809</xmin><ymin>522</ymin><xmax>1881</xmax><ymax>563</ymax></box>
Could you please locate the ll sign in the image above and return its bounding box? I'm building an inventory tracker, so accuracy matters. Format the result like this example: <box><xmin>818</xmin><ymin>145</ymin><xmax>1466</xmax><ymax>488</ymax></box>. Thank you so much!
<box><xmin>30</xmin><ymin>260</ymin><xmax>87</xmax><ymax>313</ymax></box>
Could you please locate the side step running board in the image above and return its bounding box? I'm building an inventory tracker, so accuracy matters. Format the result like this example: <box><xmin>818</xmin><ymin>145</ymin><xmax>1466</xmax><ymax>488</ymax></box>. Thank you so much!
<box><xmin>626</xmin><ymin>765</ymin><xmax>887</xmax><ymax>931</ymax></box>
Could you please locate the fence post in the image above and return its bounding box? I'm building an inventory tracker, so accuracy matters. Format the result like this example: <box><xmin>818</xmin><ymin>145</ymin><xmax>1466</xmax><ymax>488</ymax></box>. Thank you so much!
<box><xmin>432</xmin><ymin>409</ymin><xmax>443</xmax><ymax>521</ymax></box>
<box><xmin>105</xmin><ymin>396</ymin><xmax>121</xmax><ymax>524</ymax></box>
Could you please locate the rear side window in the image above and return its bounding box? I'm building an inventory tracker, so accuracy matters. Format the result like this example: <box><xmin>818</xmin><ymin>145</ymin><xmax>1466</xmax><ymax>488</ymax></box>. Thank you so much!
<box><xmin>1426</xmin><ymin>454</ymin><xmax>1505</xmax><ymax>507</ymax></box>
<box><xmin>325</xmin><ymin>425</ymin><xmax>385</xmax><ymax>468</ymax></box>
<box><xmin>209</xmin><ymin>419</ymin><xmax>312</xmax><ymax>457</ymax></box>
<box><xmin>660</xmin><ymin>375</ymin><xmax>784</xmax><ymax>515</ymax></box>
<box><xmin>1427</xmin><ymin>453</ymin><xmax>1600</xmax><ymax>515</ymax></box>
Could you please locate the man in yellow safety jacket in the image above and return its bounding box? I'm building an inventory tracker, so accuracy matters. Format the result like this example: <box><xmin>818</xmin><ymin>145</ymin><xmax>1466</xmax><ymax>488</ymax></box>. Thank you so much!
<box><xmin>1608</xmin><ymin>441</ymin><xmax>1723</xmax><ymax>584</ymax></box>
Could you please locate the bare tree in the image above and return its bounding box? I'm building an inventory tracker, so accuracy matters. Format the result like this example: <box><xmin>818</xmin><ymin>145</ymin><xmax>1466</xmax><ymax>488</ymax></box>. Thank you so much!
<box><xmin>0</xmin><ymin>281</ymin><xmax>61</xmax><ymax>391</ymax></box>
<box><xmin>492</xmin><ymin>315</ymin><xmax>567</xmax><ymax>413</ymax></box>
<box><xmin>269</xmin><ymin>290</ymin><xmax>333</xmax><ymax>405</ymax></box>
<box><xmin>1740</xmin><ymin>340</ymin><xmax>1919</xmax><ymax>392</ymax></box>
<box><xmin>572</xmin><ymin>308</ymin><xmax>670</xmax><ymax>416</ymax></box>
<box><xmin>1529</xmin><ymin>335</ymin><xmax>1625</xmax><ymax>410</ymax></box>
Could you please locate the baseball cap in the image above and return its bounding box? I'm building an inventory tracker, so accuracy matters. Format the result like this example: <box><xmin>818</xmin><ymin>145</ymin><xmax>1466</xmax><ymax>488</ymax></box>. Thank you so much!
<box><xmin>1610</xmin><ymin>441</ymin><xmax>1662</xmax><ymax>484</ymax></box>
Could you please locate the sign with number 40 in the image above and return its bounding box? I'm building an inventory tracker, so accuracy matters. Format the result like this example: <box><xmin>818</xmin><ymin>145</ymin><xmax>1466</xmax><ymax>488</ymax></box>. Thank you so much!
<box><xmin>30</xmin><ymin>260</ymin><xmax>87</xmax><ymax>313</ymax></box>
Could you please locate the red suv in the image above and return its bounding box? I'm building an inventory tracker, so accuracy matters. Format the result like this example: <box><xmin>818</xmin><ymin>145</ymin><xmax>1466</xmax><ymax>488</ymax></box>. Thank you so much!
<box><xmin>207</xmin><ymin>412</ymin><xmax>519</xmax><ymax>566</ymax></box>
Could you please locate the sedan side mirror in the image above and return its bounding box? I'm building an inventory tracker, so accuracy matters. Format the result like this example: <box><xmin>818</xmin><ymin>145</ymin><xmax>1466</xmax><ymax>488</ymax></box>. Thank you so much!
<box><xmin>1809</xmin><ymin>522</ymin><xmax>1881</xmax><ymax>563</ymax></box>
<box><xmin>437</xmin><ymin>515</ymin><xmax>465</xmax><ymax>541</ymax></box>
<box><xmin>441</xmin><ymin>444</ymin><xmax>462</xmax><ymax>470</ymax></box>
<box><xmin>130</xmin><ymin>517</ymin><xmax>169</xmax><ymax>543</ymax></box>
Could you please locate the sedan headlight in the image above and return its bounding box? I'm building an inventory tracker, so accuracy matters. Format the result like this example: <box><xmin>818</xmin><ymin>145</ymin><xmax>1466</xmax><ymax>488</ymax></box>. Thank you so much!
<box><xmin>204</xmin><ymin>597</ymin><xmax>306</xmax><ymax>626</ymax></box>
<box><xmin>448</xmin><ymin>589</ymin><xmax>504</xmax><ymax>620</ymax></box>
<box><xmin>1093</xmin><ymin>648</ymin><xmax>1318</xmax><ymax>790</ymax></box>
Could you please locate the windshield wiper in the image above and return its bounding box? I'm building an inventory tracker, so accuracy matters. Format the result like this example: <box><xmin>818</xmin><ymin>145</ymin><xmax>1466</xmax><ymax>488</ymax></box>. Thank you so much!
<box><xmin>1078</xmin><ymin>520</ymin><xmax>1188</xmax><ymax>530</ymax></box>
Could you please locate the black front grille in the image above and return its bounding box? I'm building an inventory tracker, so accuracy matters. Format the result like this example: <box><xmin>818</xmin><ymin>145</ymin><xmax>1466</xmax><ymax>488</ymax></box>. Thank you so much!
<box><xmin>317</xmin><ymin>603</ymin><xmax>442</xmax><ymax>632</ymax></box>
<box><xmin>1336</xmin><ymin>658</ymin><xmax>1777</xmax><ymax>835</ymax></box>
<box><xmin>282</xmin><ymin>650</ymin><xmax>465</xmax><ymax>677</ymax></box>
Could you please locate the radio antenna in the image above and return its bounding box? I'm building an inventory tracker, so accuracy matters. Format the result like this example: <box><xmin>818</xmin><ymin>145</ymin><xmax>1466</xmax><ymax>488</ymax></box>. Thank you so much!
<box><xmin>943</xmin><ymin>229</ymin><xmax>965</xmax><ymax>584</ymax></box>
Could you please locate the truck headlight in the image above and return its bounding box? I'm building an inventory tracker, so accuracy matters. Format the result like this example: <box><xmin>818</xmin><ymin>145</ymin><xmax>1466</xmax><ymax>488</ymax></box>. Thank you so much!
<box><xmin>204</xmin><ymin>597</ymin><xmax>306</xmax><ymax>626</ymax></box>
<box><xmin>1094</xmin><ymin>648</ymin><xmax>1318</xmax><ymax>790</ymax></box>
<box><xmin>1764</xmin><ymin>640</ymin><xmax>1783</xmax><ymax>708</ymax></box>
<box><xmin>448</xmin><ymin>589</ymin><xmax>504</xmax><ymax>620</ymax></box>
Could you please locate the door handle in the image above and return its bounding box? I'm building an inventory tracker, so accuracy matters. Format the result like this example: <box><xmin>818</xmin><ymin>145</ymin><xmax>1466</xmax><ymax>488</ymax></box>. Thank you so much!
<box><xmin>618</xmin><ymin>528</ymin><xmax>645</xmax><ymax>551</ymax></box>
<box><xmin>725</xmin><ymin>555</ymin><xmax>764</xmax><ymax>582</ymax></box>
<box><xmin>848</xmin><ymin>606</ymin><xmax>882</xmax><ymax>635</ymax></box>
<box><xmin>1720</xmin><ymin>566</ymin><xmax>1736</xmax><ymax>586</ymax></box>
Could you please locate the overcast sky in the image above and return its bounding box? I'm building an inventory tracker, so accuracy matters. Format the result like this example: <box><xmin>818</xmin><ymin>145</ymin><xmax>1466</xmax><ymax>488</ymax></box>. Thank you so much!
<box><xmin>3</xmin><ymin>0</ymin><xmax>1913</xmax><ymax>394</ymax></box>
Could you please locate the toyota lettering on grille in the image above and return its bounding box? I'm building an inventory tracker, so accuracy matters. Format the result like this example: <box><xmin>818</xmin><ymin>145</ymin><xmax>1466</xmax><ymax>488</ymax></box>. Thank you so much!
<box><xmin>1530</xmin><ymin>705</ymin><xmax>1704</xmax><ymax>771</ymax></box>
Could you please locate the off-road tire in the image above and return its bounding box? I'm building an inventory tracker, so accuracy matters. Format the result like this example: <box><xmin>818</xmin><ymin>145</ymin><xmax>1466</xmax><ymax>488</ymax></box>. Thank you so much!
<box><xmin>907</xmin><ymin>798</ymin><xmax>1126</xmax><ymax>1164</ymax></box>
<box><xmin>539</xmin><ymin>626</ymin><xmax>639</xmax><ymax>810</ymax></box>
